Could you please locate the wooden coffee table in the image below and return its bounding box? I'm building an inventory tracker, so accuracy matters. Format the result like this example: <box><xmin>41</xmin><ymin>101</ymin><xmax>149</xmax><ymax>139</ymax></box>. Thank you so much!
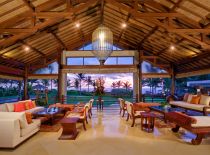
<box><xmin>149</xmin><ymin>106</ymin><xmax>185</xmax><ymax>122</ymax></box>
<box><xmin>33</xmin><ymin>107</ymin><xmax>65</xmax><ymax>125</ymax></box>
<box><xmin>59</xmin><ymin>117</ymin><xmax>79</xmax><ymax>140</ymax></box>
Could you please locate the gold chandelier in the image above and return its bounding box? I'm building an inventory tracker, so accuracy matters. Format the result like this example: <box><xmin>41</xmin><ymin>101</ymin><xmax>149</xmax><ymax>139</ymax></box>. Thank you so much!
<box><xmin>92</xmin><ymin>25</ymin><xmax>113</xmax><ymax>65</ymax></box>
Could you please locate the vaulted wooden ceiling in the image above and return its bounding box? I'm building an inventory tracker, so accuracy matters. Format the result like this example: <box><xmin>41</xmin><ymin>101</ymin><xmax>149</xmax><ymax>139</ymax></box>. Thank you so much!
<box><xmin>0</xmin><ymin>0</ymin><xmax>210</xmax><ymax>76</ymax></box>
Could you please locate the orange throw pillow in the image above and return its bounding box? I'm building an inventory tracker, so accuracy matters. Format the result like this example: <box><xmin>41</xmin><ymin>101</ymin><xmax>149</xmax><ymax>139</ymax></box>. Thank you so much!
<box><xmin>183</xmin><ymin>93</ymin><xmax>189</xmax><ymax>102</ymax></box>
<box><xmin>190</xmin><ymin>96</ymin><xmax>200</xmax><ymax>104</ymax></box>
<box><xmin>28</xmin><ymin>101</ymin><xmax>34</xmax><ymax>109</ymax></box>
<box><xmin>25</xmin><ymin>112</ymin><xmax>33</xmax><ymax>124</ymax></box>
<box><xmin>32</xmin><ymin>101</ymin><xmax>36</xmax><ymax>108</ymax></box>
<box><xmin>14</xmin><ymin>103</ymin><xmax>25</xmax><ymax>112</ymax></box>
<box><xmin>25</xmin><ymin>101</ymin><xmax>31</xmax><ymax>110</ymax></box>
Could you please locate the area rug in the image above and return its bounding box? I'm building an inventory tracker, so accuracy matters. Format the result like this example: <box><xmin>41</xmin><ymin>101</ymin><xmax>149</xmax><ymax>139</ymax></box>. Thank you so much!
<box><xmin>40</xmin><ymin>123</ymin><xmax>62</xmax><ymax>132</ymax></box>
<box><xmin>155</xmin><ymin>119</ymin><xmax>175</xmax><ymax>128</ymax></box>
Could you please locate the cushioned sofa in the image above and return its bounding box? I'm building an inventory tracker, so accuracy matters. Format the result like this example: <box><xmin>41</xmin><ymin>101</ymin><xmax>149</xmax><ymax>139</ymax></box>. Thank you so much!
<box><xmin>0</xmin><ymin>100</ymin><xmax>44</xmax><ymax>148</ymax></box>
<box><xmin>169</xmin><ymin>94</ymin><xmax>210</xmax><ymax>115</ymax></box>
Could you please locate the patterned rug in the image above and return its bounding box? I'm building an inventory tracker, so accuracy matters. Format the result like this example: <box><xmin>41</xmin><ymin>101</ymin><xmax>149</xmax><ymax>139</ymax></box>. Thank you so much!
<box><xmin>155</xmin><ymin>119</ymin><xmax>175</xmax><ymax>128</ymax></box>
<box><xmin>39</xmin><ymin>118</ymin><xmax>63</xmax><ymax>132</ymax></box>
<box><xmin>40</xmin><ymin>123</ymin><xmax>62</xmax><ymax>132</ymax></box>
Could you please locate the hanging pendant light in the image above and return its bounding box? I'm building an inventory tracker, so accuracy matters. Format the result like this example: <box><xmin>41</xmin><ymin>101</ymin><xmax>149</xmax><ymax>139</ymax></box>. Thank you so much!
<box><xmin>92</xmin><ymin>25</ymin><xmax>113</xmax><ymax>65</ymax></box>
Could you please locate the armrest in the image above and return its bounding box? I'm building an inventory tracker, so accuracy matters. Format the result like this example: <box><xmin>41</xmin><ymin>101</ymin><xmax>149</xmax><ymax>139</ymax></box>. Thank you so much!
<box><xmin>0</xmin><ymin>119</ymin><xmax>20</xmax><ymax>148</ymax></box>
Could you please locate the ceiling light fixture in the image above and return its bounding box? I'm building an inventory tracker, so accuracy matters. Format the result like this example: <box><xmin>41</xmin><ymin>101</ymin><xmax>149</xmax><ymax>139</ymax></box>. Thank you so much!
<box><xmin>170</xmin><ymin>45</ymin><xmax>175</xmax><ymax>50</ymax></box>
<box><xmin>24</xmin><ymin>46</ymin><xmax>30</xmax><ymax>51</ymax></box>
<box><xmin>75</xmin><ymin>23</ymin><xmax>80</xmax><ymax>28</ymax></box>
<box><xmin>122</xmin><ymin>23</ymin><xmax>127</xmax><ymax>28</ymax></box>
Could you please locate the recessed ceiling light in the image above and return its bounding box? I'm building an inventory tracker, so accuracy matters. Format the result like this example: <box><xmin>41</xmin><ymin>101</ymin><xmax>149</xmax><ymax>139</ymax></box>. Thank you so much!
<box><xmin>24</xmin><ymin>46</ymin><xmax>30</xmax><ymax>51</ymax></box>
<box><xmin>170</xmin><ymin>45</ymin><xmax>175</xmax><ymax>50</ymax></box>
<box><xmin>122</xmin><ymin>23</ymin><xmax>127</xmax><ymax>28</ymax></box>
<box><xmin>75</xmin><ymin>23</ymin><xmax>80</xmax><ymax>28</ymax></box>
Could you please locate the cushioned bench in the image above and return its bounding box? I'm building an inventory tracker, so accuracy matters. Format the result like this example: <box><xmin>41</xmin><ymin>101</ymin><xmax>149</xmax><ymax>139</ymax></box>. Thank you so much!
<box><xmin>169</xmin><ymin>94</ymin><xmax>210</xmax><ymax>115</ymax></box>
<box><xmin>166</xmin><ymin>112</ymin><xmax>210</xmax><ymax>145</ymax></box>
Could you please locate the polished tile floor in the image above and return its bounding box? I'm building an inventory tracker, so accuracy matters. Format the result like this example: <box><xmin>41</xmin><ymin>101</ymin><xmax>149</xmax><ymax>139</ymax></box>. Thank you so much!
<box><xmin>0</xmin><ymin>108</ymin><xmax>210</xmax><ymax>155</ymax></box>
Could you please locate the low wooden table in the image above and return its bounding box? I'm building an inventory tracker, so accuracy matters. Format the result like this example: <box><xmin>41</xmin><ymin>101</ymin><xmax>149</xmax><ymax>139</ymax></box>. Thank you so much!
<box><xmin>141</xmin><ymin>112</ymin><xmax>157</xmax><ymax>133</ymax></box>
<box><xmin>149</xmin><ymin>106</ymin><xmax>185</xmax><ymax>122</ymax></box>
<box><xmin>33</xmin><ymin>107</ymin><xmax>65</xmax><ymax>125</ymax></box>
<box><xmin>59</xmin><ymin>117</ymin><xmax>79</xmax><ymax>140</ymax></box>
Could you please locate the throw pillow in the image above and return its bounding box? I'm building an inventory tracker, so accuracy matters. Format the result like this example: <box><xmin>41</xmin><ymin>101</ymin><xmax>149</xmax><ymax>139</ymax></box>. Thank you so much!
<box><xmin>28</xmin><ymin>101</ymin><xmax>34</xmax><ymax>109</ymax></box>
<box><xmin>14</xmin><ymin>103</ymin><xmax>25</xmax><ymax>112</ymax></box>
<box><xmin>32</xmin><ymin>101</ymin><xmax>37</xmax><ymax>108</ymax></box>
<box><xmin>190</xmin><ymin>96</ymin><xmax>200</xmax><ymax>104</ymax></box>
<box><xmin>5</xmin><ymin>103</ymin><xmax>15</xmax><ymax>112</ymax></box>
<box><xmin>25</xmin><ymin>112</ymin><xmax>33</xmax><ymax>124</ymax></box>
<box><xmin>25</xmin><ymin>101</ymin><xmax>30</xmax><ymax>110</ymax></box>
<box><xmin>0</xmin><ymin>104</ymin><xmax>8</xmax><ymax>112</ymax></box>
<box><xmin>200</xmin><ymin>95</ymin><xmax>210</xmax><ymax>105</ymax></box>
<box><xmin>183</xmin><ymin>93</ymin><xmax>189</xmax><ymax>102</ymax></box>
<box><xmin>187</xmin><ymin>94</ymin><xmax>196</xmax><ymax>103</ymax></box>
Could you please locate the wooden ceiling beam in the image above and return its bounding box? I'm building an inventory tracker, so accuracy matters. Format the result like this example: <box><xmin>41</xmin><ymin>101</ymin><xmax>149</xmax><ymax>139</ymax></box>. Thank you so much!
<box><xmin>20</xmin><ymin>41</ymin><xmax>45</xmax><ymax>56</ymax></box>
<box><xmin>137</xmin><ymin>26</ymin><xmax>158</xmax><ymax>47</ymax></box>
<box><xmin>0</xmin><ymin>28</ymin><xmax>37</xmax><ymax>34</ymax></box>
<box><xmin>177</xmin><ymin>50</ymin><xmax>210</xmax><ymax>66</ymax></box>
<box><xmin>168</xmin><ymin>28</ymin><xmax>210</xmax><ymax>33</ymax></box>
<box><xmin>0</xmin><ymin>65</ymin><xmax>24</xmax><ymax>76</ymax></box>
<box><xmin>22</xmin><ymin>0</ymin><xmax>35</xmax><ymax>12</ymax></box>
<box><xmin>106</xmin><ymin>0</ymin><xmax>210</xmax><ymax>49</ymax></box>
<box><xmin>50</xmin><ymin>31</ymin><xmax>68</xmax><ymax>50</ymax></box>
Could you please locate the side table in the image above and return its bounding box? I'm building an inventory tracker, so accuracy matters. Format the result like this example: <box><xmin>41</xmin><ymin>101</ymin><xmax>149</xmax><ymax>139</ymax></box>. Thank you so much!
<box><xmin>59</xmin><ymin>117</ymin><xmax>79</xmax><ymax>140</ymax></box>
<box><xmin>141</xmin><ymin>112</ymin><xmax>156</xmax><ymax>133</ymax></box>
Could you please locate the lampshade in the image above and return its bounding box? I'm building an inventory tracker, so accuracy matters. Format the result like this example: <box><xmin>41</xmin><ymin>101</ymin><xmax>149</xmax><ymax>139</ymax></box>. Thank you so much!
<box><xmin>92</xmin><ymin>25</ymin><xmax>113</xmax><ymax>65</ymax></box>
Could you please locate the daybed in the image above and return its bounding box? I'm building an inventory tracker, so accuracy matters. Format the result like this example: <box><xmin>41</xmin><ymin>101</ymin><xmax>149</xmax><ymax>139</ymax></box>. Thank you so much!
<box><xmin>169</xmin><ymin>94</ymin><xmax>210</xmax><ymax>115</ymax></box>
<box><xmin>166</xmin><ymin>112</ymin><xmax>210</xmax><ymax>145</ymax></box>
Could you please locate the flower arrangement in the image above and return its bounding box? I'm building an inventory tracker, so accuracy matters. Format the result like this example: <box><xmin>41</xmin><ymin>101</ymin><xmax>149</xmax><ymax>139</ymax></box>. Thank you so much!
<box><xmin>94</xmin><ymin>77</ymin><xmax>105</xmax><ymax>99</ymax></box>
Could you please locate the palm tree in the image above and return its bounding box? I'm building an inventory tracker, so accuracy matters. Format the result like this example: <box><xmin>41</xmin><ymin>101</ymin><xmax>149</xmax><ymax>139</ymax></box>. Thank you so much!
<box><xmin>41</xmin><ymin>79</ymin><xmax>49</xmax><ymax>88</ymax></box>
<box><xmin>85</xmin><ymin>76</ymin><xmax>93</xmax><ymax>92</ymax></box>
<box><xmin>76</xmin><ymin>73</ymin><xmax>86</xmax><ymax>94</ymax></box>
<box><xmin>116</xmin><ymin>80</ymin><xmax>122</xmax><ymax>89</ymax></box>
<box><xmin>111</xmin><ymin>82</ymin><xmax>116</xmax><ymax>89</ymax></box>
<box><xmin>92</xmin><ymin>80</ymin><xmax>96</xmax><ymax>92</ymax></box>
<box><xmin>74</xmin><ymin>78</ymin><xmax>80</xmax><ymax>91</ymax></box>
<box><xmin>123</xmin><ymin>81</ymin><xmax>131</xmax><ymax>91</ymax></box>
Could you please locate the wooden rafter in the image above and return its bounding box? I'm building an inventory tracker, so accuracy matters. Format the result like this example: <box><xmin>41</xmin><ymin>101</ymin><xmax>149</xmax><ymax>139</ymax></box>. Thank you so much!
<box><xmin>137</xmin><ymin>26</ymin><xmax>158</xmax><ymax>48</ymax></box>
<box><xmin>50</xmin><ymin>31</ymin><xmax>68</xmax><ymax>50</ymax></box>
<box><xmin>20</xmin><ymin>41</ymin><xmax>45</xmax><ymax>56</ymax></box>
<box><xmin>0</xmin><ymin>0</ymin><xmax>98</xmax><ymax>49</ymax></box>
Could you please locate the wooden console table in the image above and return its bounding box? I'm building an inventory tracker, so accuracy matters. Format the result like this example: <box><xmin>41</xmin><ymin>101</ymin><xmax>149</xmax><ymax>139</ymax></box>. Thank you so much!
<box><xmin>59</xmin><ymin>117</ymin><xmax>79</xmax><ymax>140</ymax></box>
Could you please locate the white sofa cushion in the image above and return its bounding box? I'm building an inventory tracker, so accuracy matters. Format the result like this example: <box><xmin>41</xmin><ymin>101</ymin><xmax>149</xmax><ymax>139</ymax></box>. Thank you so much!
<box><xmin>191</xmin><ymin>116</ymin><xmax>210</xmax><ymax>127</ymax></box>
<box><xmin>5</xmin><ymin>103</ymin><xmax>15</xmax><ymax>112</ymax></box>
<box><xmin>169</xmin><ymin>101</ymin><xmax>206</xmax><ymax>111</ymax></box>
<box><xmin>200</xmin><ymin>95</ymin><xmax>210</xmax><ymax>106</ymax></box>
<box><xmin>25</xmin><ymin>106</ymin><xmax>44</xmax><ymax>113</ymax></box>
<box><xmin>0</xmin><ymin>104</ymin><xmax>8</xmax><ymax>112</ymax></box>
<box><xmin>0</xmin><ymin>112</ymin><xmax>28</xmax><ymax>129</ymax></box>
<box><xmin>21</xmin><ymin>119</ymin><xmax>40</xmax><ymax>137</ymax></box>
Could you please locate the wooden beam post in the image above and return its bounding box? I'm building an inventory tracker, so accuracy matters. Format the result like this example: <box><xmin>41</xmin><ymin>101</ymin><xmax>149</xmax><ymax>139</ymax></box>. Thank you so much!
<box><xmin>23</xmin><ymin>65</ymin><xmax>29</xmax><ymax>100</ymax></box>
<box><xmin>170</xmin><ymin>64</ymin><xmax>176</xmax><ymax>96</ymax></box>
<box><xmin>139</xmin><ymin>50</ymin><xmax>143</xmax><ymax>102</ymax></box>
<box><xmin>57</xmin><ymin>52</ymin><xmax>62</xmax><ymax>103</ymax></box>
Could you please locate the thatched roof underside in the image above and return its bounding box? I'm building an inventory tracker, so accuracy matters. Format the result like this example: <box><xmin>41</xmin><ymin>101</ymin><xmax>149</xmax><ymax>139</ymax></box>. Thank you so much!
<box><xmin>0</xmin><ymin>0</ymin><xmax>210</xmax><ymax>76</ymax></box>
